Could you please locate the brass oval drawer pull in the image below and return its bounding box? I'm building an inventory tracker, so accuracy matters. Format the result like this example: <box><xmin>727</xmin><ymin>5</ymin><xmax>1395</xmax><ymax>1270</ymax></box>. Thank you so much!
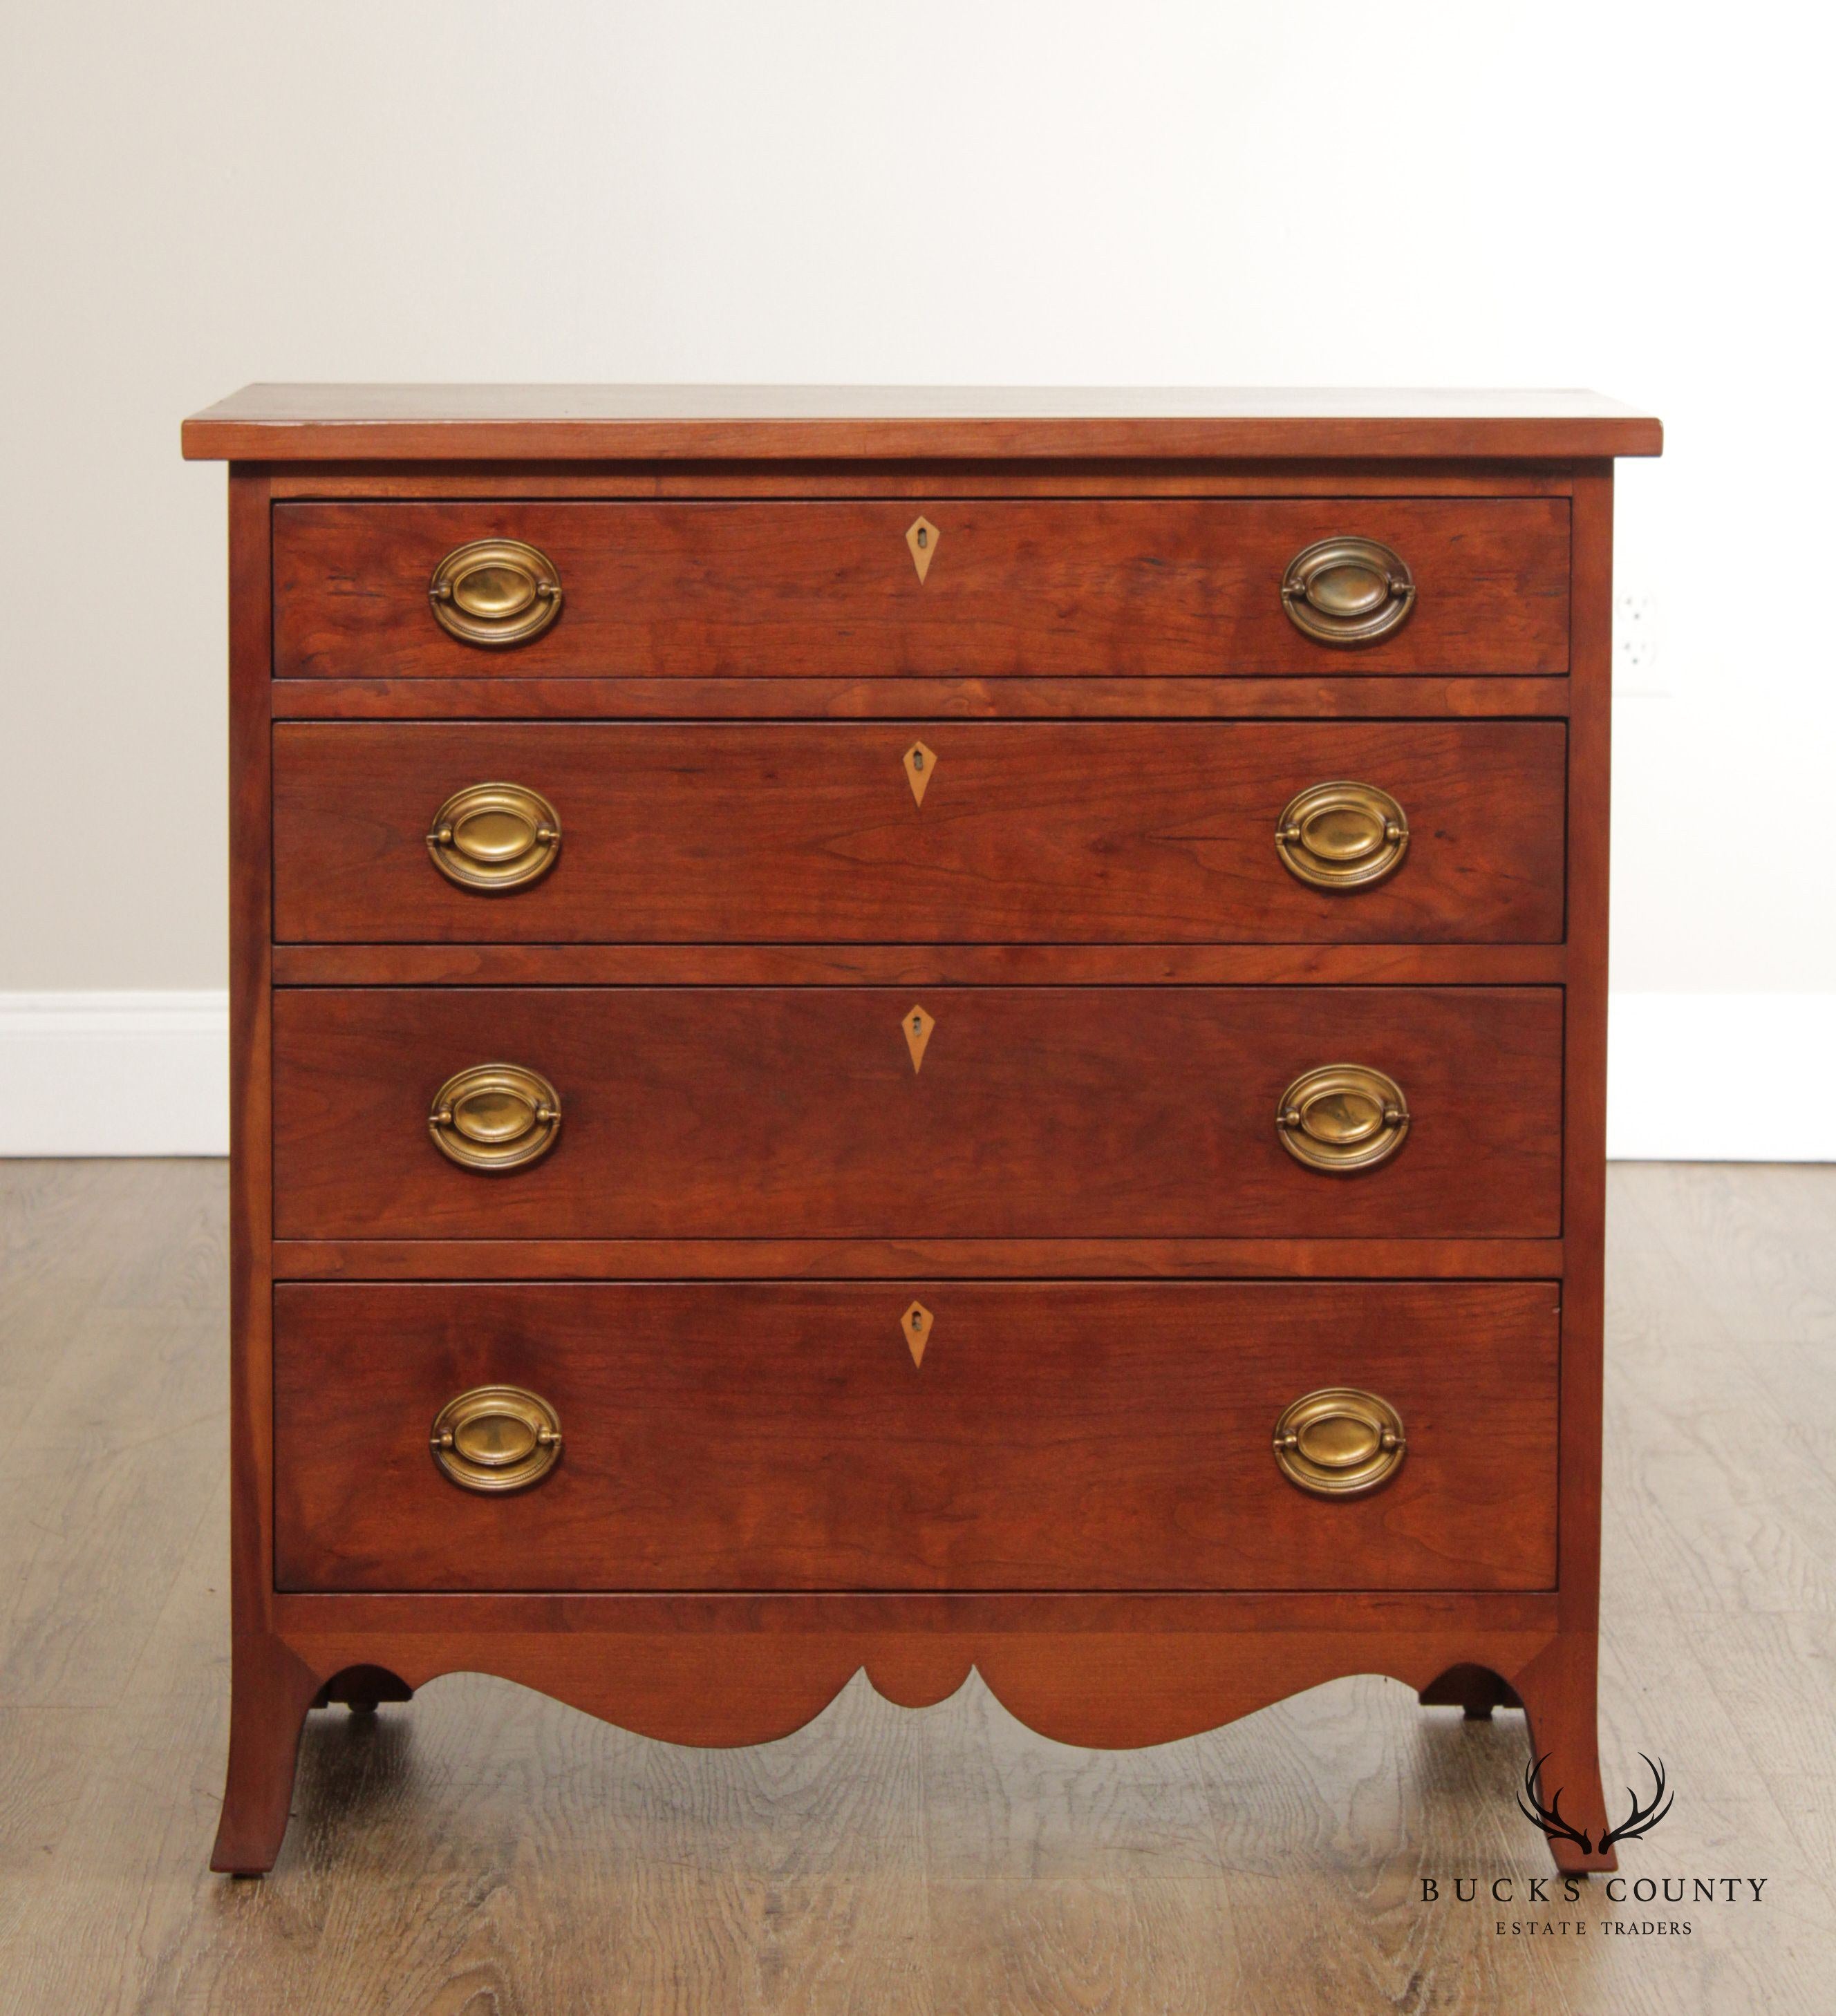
<box><xmin>427</xmin><ymin>782</ymin><xmax>562</xmax><ymax>892</ymax></box>
<box><xmin>429</xmin><ymin>1063</ymin><xmax>562</xmax><ymax>1172</ymax></box>
<box><xmin>1273</xmin><ymin>1387</ymin><xmax>1406</xmax><ymax>1497</ymax></box>
<box><xmin>1275</xmin><ymin>782</ymin><xmax>1409</xmax><ymax>889</ymax></box>
<box><xmin>1275</xmin><ymin>1064</ymin><xmax>1409</xmax><ymax>1173</ymax></box>
<box><xmin>429</xmin><ymin>538</ymin><xmax>563</xmax><ymax>647</ymax></box>
<box><xmin>1280</xmin><ymin>537</ymin><xmax>1415</xmax><ymax>646</ymax></box>
<box><xmin>430</xmin><ymin>1385</ymin><xmax>563</xmax><ymax>1493</ymax></box>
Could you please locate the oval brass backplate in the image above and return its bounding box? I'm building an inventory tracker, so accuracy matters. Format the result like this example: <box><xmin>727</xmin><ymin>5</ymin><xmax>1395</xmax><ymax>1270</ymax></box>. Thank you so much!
<box><xmin>429</xmin><ymin>538</ymin><xmax>563</xmax><ymax>647</ymax></box>
<box><xmin>430</xmin><ymin>1384</ymin><xmax>563</xmax><ymax>1493</ymax></box>
<box><xmin>429</xmin><ymin>1063</ymin><xmax>563</xmax><ymax>1172</ymax></box>
<box><xmin>1275</xmin><ymin>781</ymin><xmax>1409</xmax><ymax>890</ymax></box>
<box><xmin>1275</xmin><ymin>1064</ymin><xmax>1410</xmax><ymax>1174</ymax></box>
<box><xmin>427</xmin><ymin>782</ymin><xmax>562</xmax><ymax>892</ymax></box>
<box><xmin>1280</xmin><ymin>537</ymin><xmax>1415</xmax><ymax>646</ymax></box>
<box><xmin>1273</xmin><ymin>1386</ymin><xmax>1406</xmax><ymax>1497</ymax></box>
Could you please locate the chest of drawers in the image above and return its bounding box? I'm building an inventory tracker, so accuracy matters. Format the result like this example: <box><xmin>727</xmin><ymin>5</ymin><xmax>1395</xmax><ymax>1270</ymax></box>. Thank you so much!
<box><xmin>182</xmin><ymin>386</ymin><xmax>1660</xmax><ymax>1875</ymax></box>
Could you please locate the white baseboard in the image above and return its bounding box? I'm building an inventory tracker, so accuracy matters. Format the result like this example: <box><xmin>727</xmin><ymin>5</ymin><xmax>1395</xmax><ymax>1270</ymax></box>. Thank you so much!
<box><xmin>1</xmin><ymin>989</ymin><xmax>1831</xmax><ymax>1162</ymax></box>
<box><xmin>0</xmin><ymin>992</ymin><xmax>229</xmax><ymax>1156</ymax></box>
<box><xmin>1606</xmin><ymin>993</ymin><xmax>1835</xmax><ymax>1162</ymax></box>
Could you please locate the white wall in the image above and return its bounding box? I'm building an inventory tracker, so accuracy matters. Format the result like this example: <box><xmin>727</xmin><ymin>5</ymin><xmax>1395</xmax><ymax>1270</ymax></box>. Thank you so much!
<box><xmin>2</xmin><ymin>2</ymin><xmax>1830</xmax><ymax>1153</ymax></box>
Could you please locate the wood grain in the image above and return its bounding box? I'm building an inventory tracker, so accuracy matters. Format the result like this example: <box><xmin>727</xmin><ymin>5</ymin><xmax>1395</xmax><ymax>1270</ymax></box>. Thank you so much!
<box><xmin>270</xmin><ymin>1234</ymin><xmax>1563</xmax><ymax>1281</ymax></box>
<box><xmin>272</xmin><ymin>1279</ymin><xmax>1559</xmax><ymax>1594</ymax></box>
<box><xmin>0</xmin><ymin>1162</ymin><xmax>225</xmax><ymax>1710</ymax></box>
<box><xmin>270</xmin><ymin>942</ymin><xmax>1570</xmax><ymax>987</ymax></box>
<box><xmin>1494</xmin><ymin>462</ymin><xmax>1623</xmax><ymax>1872</ymax></box>
<box><xmin>267</xmin><ymin>462</ymin><xmax>1577</xmax><ymax>500</ymax></box>
<box><xmin>270</xmin><ymin>985</ymin><xmax>1566</xmax><ymax>1241</ymax></box>
<box><xmin>273</xmin><ymin>720</ymin><xmax>1567</xmax><ymax>945</ymax></box>
<box><xmin>180</xmin><ymin>381</ymin><xmax>1664</xmax><ymax>462</ymax></box>
<box><xmin>212</xmin><ymin>467</ymin><xmax>294</xmax><ymax>1877</ymax></box>
<box><xmin>272</xmin><ymin>673</ymin><xmax>1577</xmax><ymax>719</ymax></box>
<box><xmin>207</xmin><ymin>416</ymin><xmax>1635</xmax><ymax>1885</ymax></box>
<box><xmin>1</xmin><ymin>1160</ymin><xmax>1830</xmax><ymax>2013</ymax></box>
<box><xmin>272</xmin><ymin>498</ymin><xmax>1571</xmax><ymax>678</ymax></box>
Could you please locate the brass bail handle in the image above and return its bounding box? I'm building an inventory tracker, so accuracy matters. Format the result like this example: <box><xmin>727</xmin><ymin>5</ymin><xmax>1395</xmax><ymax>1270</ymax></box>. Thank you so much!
<box><xmin>1275</xmin><ymin>1064</ymin><xmax>1410</xmax><ymax>1173</ymax></box>
<box><xmin>429</xmin><ymin>538</ymin><xmax>563</xmax><ymax>647</ymax></box>
<box><xmin>1280</xmin><ymin>537</ymin><xmax>1415</xmax><ymax>646</ymax></box>
<box><xmin>1272</xmin><ymin>1387</ymin><xmax>1407</xmax><ymax>1497</ymax></box>
<box><xmin>428</xmin><ymin>1063</ymin><xmax>563</xmax><ymax>1172</ymax></box>
<box><xmin>1275</xmin><ymin>782</ymin><xmax>1409</xmax><ymax>890</ymax></box>
<box><xmin>426</xmin><ymin>782</ymin><xmax>563</xmax><ymax>893</ymax></box>
<box><xmin>430</xmin><ymin>1385</ymin><xmax>563</xmax><ymax>1494</ymax></box>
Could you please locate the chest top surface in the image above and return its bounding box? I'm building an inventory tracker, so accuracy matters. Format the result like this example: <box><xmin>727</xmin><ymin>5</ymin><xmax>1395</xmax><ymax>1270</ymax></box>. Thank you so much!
<box><xmin>181</xmin><ymin>384</ymin><xmax>1662</xmax><ymax>463</ymax></box>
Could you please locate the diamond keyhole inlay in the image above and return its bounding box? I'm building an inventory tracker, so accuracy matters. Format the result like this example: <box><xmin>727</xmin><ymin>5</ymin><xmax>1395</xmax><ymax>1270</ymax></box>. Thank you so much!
<box><xmin>903</xmin><ymin>1004</ymin><xmax>935</xmax><ymax>1074</ymax></box>
<box><xmin>901</xmin><ymin>1301</ymin><xmax>935</xmax><ymax>1368</ymax></box>
<box><xmin>903</xmin><ymin>740</ymin><xmax>937</xmax><ymax>807</ymax></box>
<box><xmin>905</xmin><ymin>516</ymin><xmax>940</xmax><ymax>583</ymax></box>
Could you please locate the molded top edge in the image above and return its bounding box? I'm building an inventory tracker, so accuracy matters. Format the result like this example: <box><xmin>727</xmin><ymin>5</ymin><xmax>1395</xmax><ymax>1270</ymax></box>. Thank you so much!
<box><xmin>182</xmin><ymin>384</ymin><xmax>1662</xmax><ymax>462</ymax></box>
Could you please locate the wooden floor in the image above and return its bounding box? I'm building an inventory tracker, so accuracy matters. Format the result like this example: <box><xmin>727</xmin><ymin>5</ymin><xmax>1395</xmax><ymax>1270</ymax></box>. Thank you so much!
<box><xmin>1</xmin><ymin>1162</ymin><xmax>1832</xmax><ymax>2014</ymax></box>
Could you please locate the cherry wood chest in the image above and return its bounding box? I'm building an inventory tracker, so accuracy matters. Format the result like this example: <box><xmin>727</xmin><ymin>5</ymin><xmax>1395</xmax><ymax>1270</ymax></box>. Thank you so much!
<box><xmin>183</xmin><ymin>386</ymin><xmax>1660</xmax><ymax>1874</ymax></box>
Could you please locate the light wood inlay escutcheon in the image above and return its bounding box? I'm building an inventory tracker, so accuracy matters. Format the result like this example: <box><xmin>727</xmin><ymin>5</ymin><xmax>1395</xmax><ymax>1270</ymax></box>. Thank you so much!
<box><xmin>903</xmin><ymin>740</ymin><xmax>937</xmax><ymax>807</ymax></box>
<box><xmin>901</xmin><ymin>1301</ymin><xmax>934</xmax><ymax>1368</ymax></box>
<box><xmin>903</xmin><ymin>1004</ymin><xmax>935</xmax><ymax>1073</ymax></box>
<box><xmin>904</xmin><ymin>516</ymin><xmax>939</xmax><ymax>583</ymax></box>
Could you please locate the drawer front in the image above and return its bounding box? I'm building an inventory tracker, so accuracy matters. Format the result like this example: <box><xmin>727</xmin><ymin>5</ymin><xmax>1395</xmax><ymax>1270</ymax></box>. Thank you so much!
<box><xmin>272</xmin><ymin>986</ymin><xmax>1562</xmax><ymax>1239</ymax></box>
<box><xmin>274</xmin><ymin>1281</ymin><xmax>1559</xmax><ymax>1593</ymax></box>
<box><xmin>272</xmin><ymin>499</ymin><xmax>1571</xmax><ymax>679</ymax></box>
<box><xmin>273</xmin><ymin>720</ymin><xmax>1567</xmax><ymax>945</ymax></box>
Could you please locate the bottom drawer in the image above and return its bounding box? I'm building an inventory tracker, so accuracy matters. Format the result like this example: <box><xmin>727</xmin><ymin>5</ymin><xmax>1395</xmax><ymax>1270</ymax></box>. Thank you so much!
<box><xmin>273</xmin><ymin>1281</ymin><xmax>1558</xmax><ymax>1594</ymax></box>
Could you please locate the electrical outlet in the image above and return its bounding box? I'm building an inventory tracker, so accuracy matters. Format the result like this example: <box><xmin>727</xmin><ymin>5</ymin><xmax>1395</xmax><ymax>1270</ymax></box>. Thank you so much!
<box><xmin>1617</xmin><ymin>591</ymin><xmax>1659</xmax><ymax>675</ymax></box>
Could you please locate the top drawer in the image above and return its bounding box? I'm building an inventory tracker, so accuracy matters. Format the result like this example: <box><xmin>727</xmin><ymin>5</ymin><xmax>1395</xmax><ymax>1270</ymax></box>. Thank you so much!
<box><xmin>272</xmin><ymin>500</ymin><xmax>1571</xmax><ymax>679</ymax></box>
